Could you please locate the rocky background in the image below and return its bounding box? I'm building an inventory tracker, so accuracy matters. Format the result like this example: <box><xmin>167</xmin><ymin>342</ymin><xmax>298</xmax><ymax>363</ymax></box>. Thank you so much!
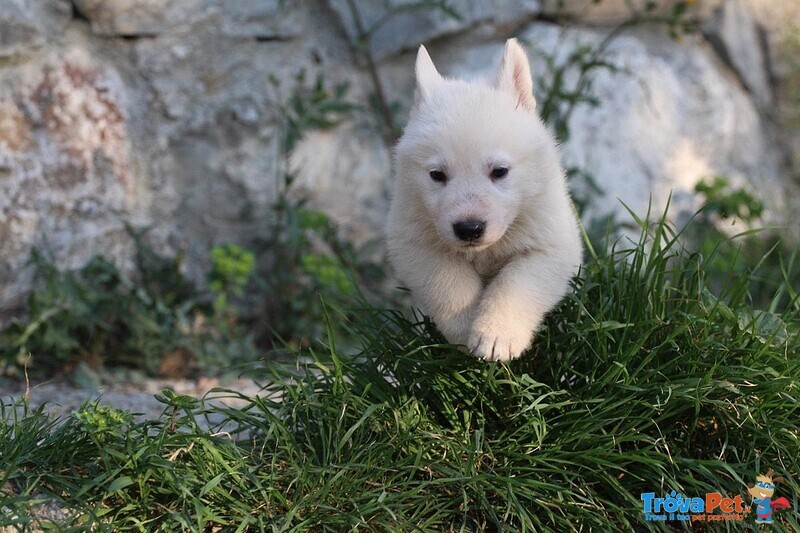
<box><xmin>1</xmin><ymin>0</ymin><xmax>799</xmax><ymax>321</ymax></box>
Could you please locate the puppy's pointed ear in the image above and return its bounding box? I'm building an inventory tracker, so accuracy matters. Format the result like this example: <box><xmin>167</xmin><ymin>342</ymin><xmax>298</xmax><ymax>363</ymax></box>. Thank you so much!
<box><xmin>496</xmin><ymin>38</ymin><xmax>536</xmax><ymax>112</ymax></box>
<box><xmin>415</xmin><ymin>45</ymin><xmax>443</xmax><ymax>100</ymax></box>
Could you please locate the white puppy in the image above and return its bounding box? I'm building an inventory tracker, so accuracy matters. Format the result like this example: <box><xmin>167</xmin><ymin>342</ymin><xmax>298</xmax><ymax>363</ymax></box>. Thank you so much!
<box><xmin>386</xmin><ymin>38</ymin><xmax>583</xmax><ymax>361</ymax></box>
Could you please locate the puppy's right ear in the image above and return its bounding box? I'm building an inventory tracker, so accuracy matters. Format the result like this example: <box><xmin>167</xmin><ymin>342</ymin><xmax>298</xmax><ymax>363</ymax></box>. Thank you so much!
<box><xmin>415</xmin><ymin>45</ymin><xmax>443</xmax><ymax>100</ymax></box>
<box><xmin>496</xmin><ymin>38</ymin><xmax>536</xmax><ymax>111</ymax></box>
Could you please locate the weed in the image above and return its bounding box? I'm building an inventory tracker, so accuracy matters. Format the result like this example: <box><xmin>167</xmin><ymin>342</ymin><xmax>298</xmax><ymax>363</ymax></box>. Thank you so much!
<box><xmin>276</xmin><ymin>71</ymin><xmax>358</xmax><ymax>157</ymax></box>
<box><xmin>686</xmin><ymin>176</ymin><xmax>799</xmax><ymax>310</ymax></box>
<box><xmin>339</xmin><ymin>0</ymin><xmax>462</xmax><ymax>142</ymax></box>
<box><xmin>694</xmin><ymin>176</ymin><xmax>765</xmax><ymax>223</ymax></box>
<box><xmin>208</xmin><ymin>243</ymin><xmax>256</xmax><ymax>327</ymax></box>
<box><xmin>262</xmin><ymin>201</ymin><xmax>387</xmax><ymax>350</ymax></box>
<box><xmin>259</xmin><ymin>72</ymin><xmax>388</xmax><ymax>351</ymax></box>
<box><xmin>0</xmin><ymin>239</ymin><xmax>261</xmax><ymax>376</ymax></box>
<box><xmin>0</xmin><ymin>250</ymin><xmax>188</xmax><ymax>375</ymax></box>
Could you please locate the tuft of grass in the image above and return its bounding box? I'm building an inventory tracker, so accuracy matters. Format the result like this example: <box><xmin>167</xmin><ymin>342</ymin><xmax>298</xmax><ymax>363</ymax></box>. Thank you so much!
<box><xmin>1</xmin><ymin>209</ymin><xmax>798</xmax><ymax>530</ymax></box>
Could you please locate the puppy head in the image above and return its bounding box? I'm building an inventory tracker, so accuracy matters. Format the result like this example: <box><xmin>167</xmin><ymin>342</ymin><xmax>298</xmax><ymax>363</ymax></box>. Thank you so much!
<box><xmin>395</xmin><ymin>39</ymin><xmax>553</xmax><ymax>251</ymax></box>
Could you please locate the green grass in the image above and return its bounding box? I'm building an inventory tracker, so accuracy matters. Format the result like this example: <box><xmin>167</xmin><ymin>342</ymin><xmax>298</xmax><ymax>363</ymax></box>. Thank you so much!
<box><xmin>1</xmin><ymin>209</ymin><xmax>799</xmax><ymax>531</ymax></box>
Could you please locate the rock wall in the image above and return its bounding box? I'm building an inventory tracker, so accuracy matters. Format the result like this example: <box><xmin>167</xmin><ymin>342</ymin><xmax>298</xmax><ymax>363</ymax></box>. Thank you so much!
<box><xmin>1</xmin><ymin>0</ymin><xmax>798</xmax><ymax>319</ymax></box>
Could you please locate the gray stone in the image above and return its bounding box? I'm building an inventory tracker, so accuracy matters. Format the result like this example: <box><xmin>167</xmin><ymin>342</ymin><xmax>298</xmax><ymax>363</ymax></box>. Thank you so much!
<box><xmin>741</xmin><ymin>0</ymin><xmax>800</xmax><ymax>171</ymax></box>
<box><xmin>327</xmin><ymin>0</ymin><xmax>541</xmax><ymax>60</ymax></box>
<box><xmin>288</xmin><ymin>123</ymin><xmax>391</xmax><ymax>244</ymax></box>
<box><xmin>71</xmin><ymin>0</ymin><xmax>210</xmax><ymax>36</ymax></box>
<box><xmin>704</xmin><ymin>0</ymin><xmax>773</xmax><ymax>107</ymax></box>
<box><xmin>72</xmin><ymin>0</ymin><xmax>308</xmax><ymax>39</ymax></box>
<box><xmin>0</xmin><ymin>1</ymin><xmax>44</xmax><ymax>58</ymax></box>
<box><xmin>0</xmin><ymin>49</ymin><xmax>138</xmax><ymax>315</ymax></box>
<box><xmin>0</xmin><ymin>375</ymin><xmax>265</xmax><ymax>423</ymax></box>
<box><xmin>744</xmin><ymin>0</ymin><xmax>800</xmax><ymax>82</ymax></box>
<box><xmin>524</xmin><ymin>23</ymin><xmax>789</xmax><ymax>225</ymax></box>
<box><xmin>540</xmin><ymin>0</ymin><xmax>724</xmax><ymax>25</ymax></box>
<box><xmin>218</xmin><ymin>0</ymin><xmax>308</xmax><ymax>39</ymax></box>
<box><xmin>0</xmin><ymin>0</ymin><xmax>367</xmax><ymax>320</ymax></box>
<box><xmin>27</xmin><ymin>0</ymin><xmax>73</xmax><ymax>38</ymax></box>
<box><xmin>128</xmin><ymin>18</ymin><xmax>360</xmax><ymax>279</ymax></box>
<box><xmin>71</xmin><ymin>361</ymin><xmax>103</xmax><ymax>391</ymax></box>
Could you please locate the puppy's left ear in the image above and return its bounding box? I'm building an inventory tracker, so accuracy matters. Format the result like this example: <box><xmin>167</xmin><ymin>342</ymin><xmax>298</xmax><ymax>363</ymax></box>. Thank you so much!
<box><xmin>415</xmin><ymin>45</ymin><xmax>444</xmax><ymax>100</ymax></box>
<box><xmin>496</xmin><ymin>38</ymin><xmax>536</xmax><ymax>112</ymax></box>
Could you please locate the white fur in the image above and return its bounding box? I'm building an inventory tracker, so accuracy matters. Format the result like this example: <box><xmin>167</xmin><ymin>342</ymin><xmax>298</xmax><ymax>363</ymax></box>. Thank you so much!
<box><xmin>387</xmin><ymin>39</ymin><xmax>583</xmax><ymax>361</ymax></box>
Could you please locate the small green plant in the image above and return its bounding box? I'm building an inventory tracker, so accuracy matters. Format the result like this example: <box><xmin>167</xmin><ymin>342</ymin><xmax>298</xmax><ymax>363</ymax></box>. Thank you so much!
<box><xmin>73</xmin><ymin>403</ymin><xmax>132</xmax><ymax>444</ymax></box>
<box><xmin>263</xmin><ymin>202</ymin><xmax>386</xmax><ymax>349</ymax></box>
<box><xmin>687</xmin><ymin>176</ymin><xmax>798</xmax><ymax>310</ymax></box>
<box><xmin>535</xmin><ymin>0</ymin><xmax>697</xmax><ymax>142</ymax></box>
<box><xmin>277</xmin><ymin>71</ymin><xmax>358</xmax><ymax>156</ymax></box>
<box><xmin>694</xmin><ymin>175</ymin><xmax>765</xmax><ymax>222</ymax></box>
<box><xmin>208</xmin><ymin>243</ymin><xmax>255</xmax><ymax>319</ymax></box>
<box><xmin>0</xmin><ymin>250</ymin><xmax>187</xmax><ymax>375</ymax></box>
<box><xmin>196</xmin><ymin>243</ymin><xmax>263</xmax><ymax>366</ymax></box>
<box><xmin>536</xmin><ymin>42</ymin><xmax>619</xmax><ymax>143</ymax></box>
<box><xmin>129</xmin><ymin>225</ymin><xmax>196</xmax><ymax>308</ymax></box>
<box><xmin>260</xmin><ymin>73</ymin><xmax>388</xmax><ymax>350</ymax></box>
<box><xmin>0</xmin><ymin>238</ymin><xmax>264</xmax><ymax>376</ymax></box>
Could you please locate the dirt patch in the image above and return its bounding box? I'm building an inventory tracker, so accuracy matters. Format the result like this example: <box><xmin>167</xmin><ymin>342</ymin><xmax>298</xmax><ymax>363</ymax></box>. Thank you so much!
<box><xmin>0</xmin><ymin>373</ymin><xmax>265</xmax><ymax>423</ymax></box>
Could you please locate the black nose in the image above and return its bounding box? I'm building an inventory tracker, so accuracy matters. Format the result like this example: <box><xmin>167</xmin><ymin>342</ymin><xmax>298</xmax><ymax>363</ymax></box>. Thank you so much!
<box><xmin>452</xmin><ymin>220</ymin><xmax>486</xmax><ymax>242</ymax></box>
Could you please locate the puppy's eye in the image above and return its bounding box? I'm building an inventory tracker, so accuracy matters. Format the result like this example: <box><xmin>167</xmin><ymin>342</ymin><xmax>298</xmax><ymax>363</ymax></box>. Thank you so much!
<box><xmin>429</xmin><ymin>170</ymin><xmax>447</xmax><ymax>183</ymax></box>
<box><xmin>490</xmin><ymin>167</ymin><xmax>509</xmax><ymax>179</ymax></box>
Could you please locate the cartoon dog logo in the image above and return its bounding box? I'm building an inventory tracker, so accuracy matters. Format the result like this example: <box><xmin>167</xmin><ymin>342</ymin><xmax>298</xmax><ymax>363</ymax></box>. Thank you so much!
<box><xmin>747</xmin><ymin>470</ymin><xmax>791</xmax><ymax>523</ymax></box>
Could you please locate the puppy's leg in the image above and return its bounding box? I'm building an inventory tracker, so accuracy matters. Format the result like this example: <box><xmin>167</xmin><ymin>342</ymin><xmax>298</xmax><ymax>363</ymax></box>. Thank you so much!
<box><xmin>469</xmin><ymin>252</ymin><xmax>574</xmax><ymax>361</ymax></box>
<box><xmin>391</xmin><ymin>244</ymin><xmax>482</xmax><ymax>344</ymax></box>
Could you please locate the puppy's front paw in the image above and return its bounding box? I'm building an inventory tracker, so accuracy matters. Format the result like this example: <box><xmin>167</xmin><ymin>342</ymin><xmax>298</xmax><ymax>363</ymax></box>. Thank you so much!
<box><xmin>432</xmin><ymin>315</ymin><xmax>470</xmax><ymax>346</ymax></box>
<box><xmin>468</xmin><ymin>318</ymin><xmax>533</xmax><ymax>362</ymax></box>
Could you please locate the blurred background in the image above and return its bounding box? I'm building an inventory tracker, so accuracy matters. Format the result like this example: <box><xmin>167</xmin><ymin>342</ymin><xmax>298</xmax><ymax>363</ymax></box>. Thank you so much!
<box><xmin>0</xmin><ymin>0</ymin><xmax>798</xmax><ymax>377</ymax></box>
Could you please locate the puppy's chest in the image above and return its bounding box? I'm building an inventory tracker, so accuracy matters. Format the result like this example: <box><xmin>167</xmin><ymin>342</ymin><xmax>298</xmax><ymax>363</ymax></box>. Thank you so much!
<box><xmin>469</xmin><ymin>253</ymin><xmax>507</xmax><ymax>284</ymax></box>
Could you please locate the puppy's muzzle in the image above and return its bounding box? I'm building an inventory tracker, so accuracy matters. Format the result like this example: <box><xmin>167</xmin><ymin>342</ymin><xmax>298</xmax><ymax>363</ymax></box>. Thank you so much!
<box><xmin>452</xmin><ymin>220</ymin><xmax>486</xmax><ymax>242</ymax></box>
